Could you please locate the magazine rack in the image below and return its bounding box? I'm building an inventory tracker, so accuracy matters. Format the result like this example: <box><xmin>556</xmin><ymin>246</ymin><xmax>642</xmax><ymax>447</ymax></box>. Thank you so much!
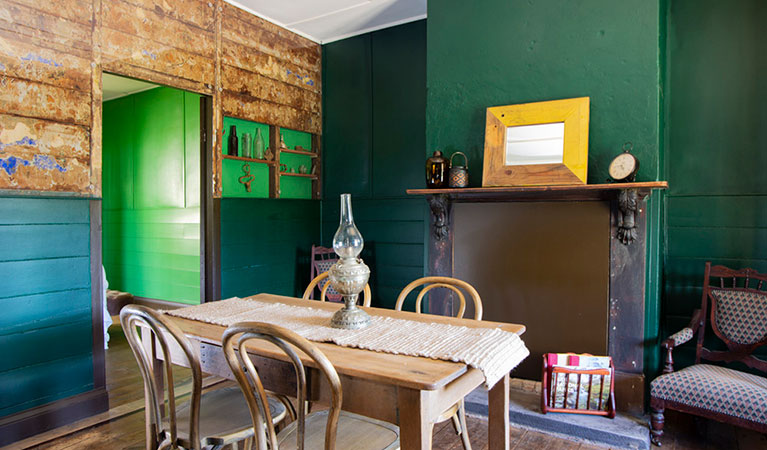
<box><xmin>541</xmin><ymin>353</ymin><xmax>616</xmax><ymax>418</ymax></box>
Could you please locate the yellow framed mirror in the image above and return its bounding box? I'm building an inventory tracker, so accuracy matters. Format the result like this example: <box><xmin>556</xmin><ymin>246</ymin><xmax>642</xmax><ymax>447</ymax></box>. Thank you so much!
<box><xmin>482</xmin><ymin>97</ymin><xmax>589</xmax><ymax>186</ymax></box>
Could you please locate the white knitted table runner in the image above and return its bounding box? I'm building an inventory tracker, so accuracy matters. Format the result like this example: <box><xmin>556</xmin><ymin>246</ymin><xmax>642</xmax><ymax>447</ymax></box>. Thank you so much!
<box><xmin>165</xmin><ymin>297</ymin><xmax>529</xmax><ymax>387</ymax></box>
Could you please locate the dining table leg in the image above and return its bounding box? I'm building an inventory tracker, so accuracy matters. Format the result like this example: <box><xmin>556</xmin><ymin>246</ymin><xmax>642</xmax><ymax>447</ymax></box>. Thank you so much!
<box><xmin>397</xmin><ymin>387</ymin><xmax>433</xmax><ymax>450</ymax></box>
<box><xmin>488</xmin><ymin>372</ymin><xmax>510</xmax><ymax>449</ymax></box>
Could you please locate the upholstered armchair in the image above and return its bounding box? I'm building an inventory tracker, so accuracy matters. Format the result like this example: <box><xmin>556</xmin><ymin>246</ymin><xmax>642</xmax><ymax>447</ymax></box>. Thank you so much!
<box><xmin>649</xmin><ymin>263</ymin><xmax>767</xmax><ymax>446</ymax></box>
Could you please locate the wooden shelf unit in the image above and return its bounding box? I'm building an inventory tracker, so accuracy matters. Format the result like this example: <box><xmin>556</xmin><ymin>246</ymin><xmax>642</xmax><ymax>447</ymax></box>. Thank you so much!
<box><xmin>222</xmin><ymin>116</ymin><xmax>321</xmax><ymax>200</ymax></box>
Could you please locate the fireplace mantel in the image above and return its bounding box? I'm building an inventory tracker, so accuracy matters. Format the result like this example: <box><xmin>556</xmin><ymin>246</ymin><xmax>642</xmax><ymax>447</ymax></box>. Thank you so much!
<box><xmin>407</xmin><ymin>181</ymin><xmax>667</xmax><ymax>414</ymax></box>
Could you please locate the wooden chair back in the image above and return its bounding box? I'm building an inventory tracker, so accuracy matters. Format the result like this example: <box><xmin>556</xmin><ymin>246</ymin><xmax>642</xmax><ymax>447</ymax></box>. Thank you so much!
<box><xmin>302</xmin><ymin>271</ymin><xmax>372</xmax><ymax>307</ymax></box>
<box><xmin>310</xmin><ymin>245</ymin><xmax>340</xmax><ymax>301</ymax></box>
<box><xmin>120</xmin><ymin>304</ymin><xmax>203</xmax><ymax>449</ymax></box>
<box><xmin>222</xmin><ymin>322</ymin><xmax>343</xmax><ymax>450</ymax></box>
<box><xmin>698</xmin><ymin>262</ymin><xmax>767</xmax><ymax>372</ymax></box>
<box><xmin>395</xmin><ymin>276</ymin><xmax>483</xmax><ymax>320</ymax></box>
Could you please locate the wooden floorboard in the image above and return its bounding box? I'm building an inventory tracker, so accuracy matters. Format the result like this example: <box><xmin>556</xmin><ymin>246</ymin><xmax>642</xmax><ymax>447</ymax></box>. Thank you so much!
<box><xmin>10</xmin><ymin>326</ymin><xmax>767</xmax><ymax>449</ymax></box>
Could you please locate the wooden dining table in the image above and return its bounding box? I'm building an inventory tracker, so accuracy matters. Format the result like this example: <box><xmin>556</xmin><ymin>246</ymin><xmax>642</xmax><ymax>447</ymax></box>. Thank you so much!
<box><xmin>143</xmin><ymin>294</ymin><xmax>526</xmax><ymax>449</ymax></box>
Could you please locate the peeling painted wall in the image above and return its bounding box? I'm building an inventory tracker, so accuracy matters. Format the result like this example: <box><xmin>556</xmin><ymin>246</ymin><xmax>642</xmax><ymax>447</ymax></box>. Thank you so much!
<box><xmin>0</xmin><ymin>0</ymin><xmax>321</xmax><ymax>196</ymax></box>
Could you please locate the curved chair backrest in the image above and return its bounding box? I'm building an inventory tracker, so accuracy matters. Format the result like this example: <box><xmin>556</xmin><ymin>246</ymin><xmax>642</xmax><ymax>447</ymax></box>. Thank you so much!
<box><xmin>395</xmin><ymin>276</ymin><xmax>483</xmax><ymax>320</ymax></box>
<box><xmin>223</xmin><ymin>322</ymin><xmax>343</xmax><ymax>450</ymax></box>
<box><xmin>699</xmin><ymin>262</ymin><xmax>767</xmax><ymax>372</ymax></box>
<box><xmin>120</xmin><ymin>304</ymin><xmax>203</xmax><ymax>449</ymax></box>
<box><xmin>302</xmin><ymin>271</ymin><xmax>372</xmax><ymax>308</ymax></box>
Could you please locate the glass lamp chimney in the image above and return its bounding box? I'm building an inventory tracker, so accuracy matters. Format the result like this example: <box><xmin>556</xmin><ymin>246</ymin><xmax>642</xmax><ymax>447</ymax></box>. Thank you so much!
<box><xmin>332</xmin><ymin>193</ymin><xmax>363</xmax><ymax>259</ymax></box>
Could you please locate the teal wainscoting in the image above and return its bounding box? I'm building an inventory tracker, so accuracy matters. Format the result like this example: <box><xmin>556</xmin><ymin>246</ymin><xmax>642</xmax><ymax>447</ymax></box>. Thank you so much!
<box><xmin>0</xmin><ymin>197</ymin><xmax>93</xmax><ymax>417</ymax></box>
<box><xmin>220</xmin><ymin>199</ymin><xmax>320</xmax><ymax>299</ymax></box>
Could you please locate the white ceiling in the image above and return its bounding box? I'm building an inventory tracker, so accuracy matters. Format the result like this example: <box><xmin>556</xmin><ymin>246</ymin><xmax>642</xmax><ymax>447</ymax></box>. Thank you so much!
<box><xmin>225</xmin><ymin>0</ymin><xmax>426</xmax><ymax>44</ymax></box>
<box><xmin>103</xmin><ymin>73</ymin><xmax>159</xmax><ymax>101</ymax></box>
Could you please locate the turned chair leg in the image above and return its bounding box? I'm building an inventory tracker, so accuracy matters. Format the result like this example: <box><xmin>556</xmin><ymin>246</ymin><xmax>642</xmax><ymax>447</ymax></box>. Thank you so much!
<box><xmin>451</xmin><ymin>414</ymin><xmax>462</xmax><ymax>434</ymax></box>
<box><xmin>457</xmin><ymin>400</ymin><xmax>472</xmax><ymax>450</ymax></box>
<box><xmin>650</xmin><ymin>407</ymin><xmax>665</xmax><ymax>446</ymax></box>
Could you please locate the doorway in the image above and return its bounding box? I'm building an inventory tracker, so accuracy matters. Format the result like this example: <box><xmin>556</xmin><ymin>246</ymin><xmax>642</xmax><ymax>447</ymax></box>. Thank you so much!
<box><xmin>101</xmin><ymin>73</ymin><xmax>213</xmax><ymax>310</ymax></box>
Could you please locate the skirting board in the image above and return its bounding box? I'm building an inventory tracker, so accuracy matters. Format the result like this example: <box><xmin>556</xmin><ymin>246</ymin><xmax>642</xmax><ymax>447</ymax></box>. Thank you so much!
<box><xmin>0</xmin><ymin>387</ymin><xmax>109</xmax><ymax>446</ymax></box>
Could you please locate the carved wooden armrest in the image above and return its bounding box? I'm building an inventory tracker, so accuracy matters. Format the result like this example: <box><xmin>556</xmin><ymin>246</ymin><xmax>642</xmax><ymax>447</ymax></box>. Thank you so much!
<box><xmin>661</xmin><ymin>309</ymin><xmax>703</xmax><ymax>374</ymax></box>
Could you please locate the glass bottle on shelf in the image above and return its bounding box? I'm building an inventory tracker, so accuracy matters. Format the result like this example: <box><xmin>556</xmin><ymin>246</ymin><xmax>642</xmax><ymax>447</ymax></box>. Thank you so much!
<box><xmin>254</xmin><ymin>128</ymin><xmax>265</xmax><ymax>159</ymax></box>
<box><xmin>227</xmin><ymin>125</ymin><xmax>238</xmax><ymax>156</ymax></box>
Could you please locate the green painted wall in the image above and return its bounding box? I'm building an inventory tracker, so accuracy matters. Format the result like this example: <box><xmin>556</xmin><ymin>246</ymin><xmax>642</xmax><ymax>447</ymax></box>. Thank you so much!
<box><xmin>322</xmin><ymin>21</ymin><xmax>427</xmax><ymax>309</ymax></box>
<box><xmin>220</xmin><ymin>199</ymin><xmax>319</xmax><ymax>299</ymax></box>
<box><xmin>0</xmin><ymin>198</ymin><xmax>93</xmax><ymax>417</ymax></box>
<box><xmin>426</xmin><ymin>1</ymin><xmax>666</xmax><ymax>376</ymax></box>
<box><xmin>664</xmin><ymin>0</ymin><xmax>767</xmax><ymax>368</ymax></box>
<box><xmin>103</xmin><ymin>87</ymin><xmax>202</xmax><ymax>304</ymax></box>
<box><xmin>426</xmin><ymin>0</ymin><xmax>663</xmax><ymax>183</ymax></box>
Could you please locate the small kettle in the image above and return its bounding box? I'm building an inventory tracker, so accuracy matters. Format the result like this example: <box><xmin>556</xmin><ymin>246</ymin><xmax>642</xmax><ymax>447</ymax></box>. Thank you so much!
<box><xmin>448</xmin><ymin>152</ymin><xmax>469</xmax><ymax>188</ymax></box>
<box><xmin>426</xmin><ymin>150</ymin><xmax>449</xmax><ymax>188</ymax></box>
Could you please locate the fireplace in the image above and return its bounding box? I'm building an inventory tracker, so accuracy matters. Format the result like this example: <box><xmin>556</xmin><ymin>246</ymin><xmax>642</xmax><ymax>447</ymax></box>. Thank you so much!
<box><xmin>408</xmin><ymin>182</ymin><xmax>667</xmax><ymax>414</ymax></box>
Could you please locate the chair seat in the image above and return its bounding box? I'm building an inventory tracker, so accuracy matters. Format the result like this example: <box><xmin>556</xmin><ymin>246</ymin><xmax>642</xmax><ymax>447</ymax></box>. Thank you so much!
<box><xmin>277</xmin><ymin>410</ymin><xmax>400</xmax><ymax>450</ymax></box>
<box><xmin>172</xmin><ymin>386</ymin><xmax>287</xmax><ymax>447</ymax></box>
<box><xmin>651</xmin><ymin>364</ymin><xmax>767</xmax><ymax>424</ymax></box>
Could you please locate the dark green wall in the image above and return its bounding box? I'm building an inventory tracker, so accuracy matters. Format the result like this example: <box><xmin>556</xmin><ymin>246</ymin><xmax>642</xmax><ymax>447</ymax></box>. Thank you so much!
<box><xmin>664</xmin><ymin>0</ymin><xmax>767</xmax><ymax>367</ymax></box>
<box><xmin>426</xmin><ymin>0</ymin><xmax>663</xmax><ymax>183</ymax></box>
<box><xmin>426</xmin><ymin>0</ymin><xmax>666</xmax><ymax>375</ymax></box>
<box><xmin>103</xmin><ymin>87</ymin><xmax>201</xmax><ymax>304</ymax></box>
<box><xmin>0</xmin><ymin>198</ymin><xmax>93</xmax><ymax>417</ymax></box>
<box><xmin>322</xmin><ymin>21</ymin><xmax>427</xmax><ymax>309</ymax></box>
<box><xmin>220</xmin><ymin>199</ymin><xmax>319</xmax><ymax>299</ymax></box>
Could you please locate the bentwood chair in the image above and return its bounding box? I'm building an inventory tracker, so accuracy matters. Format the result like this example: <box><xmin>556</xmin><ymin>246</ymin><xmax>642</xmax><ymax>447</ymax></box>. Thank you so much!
<box><xmin>308</xmin><ymin>245</ymin><xmax>340</xmax><ymax>301</ymax></box>
<box><xmin>302</xmin><ymin>271</ymin><xmax>372</xmax><ymax>307</ymax></box>
<box><xmin>223</xmin><ymin>322</ymin><xmax>400</xmax><ymax>450</ymax></box>
<box><xmin>649</xmin><ymin>263</ymin><xmax>767</xmax><ymax>446</ymax></box>
<box><xmin>120</xmin><ymin>305</ymin><xmax>288</xmax><ymax>450</ymax></box>
<box><xmin>395</xmin><ymin>276</ymin><xmax>484</xmax><ymax>450</ymax></box>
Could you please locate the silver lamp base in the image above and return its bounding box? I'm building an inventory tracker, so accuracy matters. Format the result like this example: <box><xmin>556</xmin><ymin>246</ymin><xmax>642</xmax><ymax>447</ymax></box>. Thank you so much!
<box><xmin>328</xmin><ymin>257</ymin><xmax>371</xmax><ymax>330</ymax></box>
<box><xmin>330</xmin><ymin>302</ymin><xmax>371</xmax><ymax>329</ymax></box>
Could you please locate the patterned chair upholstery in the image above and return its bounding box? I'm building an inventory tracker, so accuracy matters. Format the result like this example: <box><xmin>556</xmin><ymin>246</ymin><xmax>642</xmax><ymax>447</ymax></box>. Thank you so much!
<box><xmin>649</xmin><ymin>263</ymin><xmax>767</xmax><ymax>446</ymax></box>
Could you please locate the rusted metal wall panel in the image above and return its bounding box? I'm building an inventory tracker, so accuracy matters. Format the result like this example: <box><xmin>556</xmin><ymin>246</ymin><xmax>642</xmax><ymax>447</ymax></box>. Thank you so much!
<box><xmin>0</xmin><ymin>35</ymin><xmax>92</xmax><ymax>92</ymax></box>
<box><xmin>222</xmin><ymin>41</ymin><xmax>321</xmax><ymax>94</ymax></box>
<box><xmin>100</xmin><ymin>28</ymin><xmax>215</xmax><ymax>90</ymax></box>
<box><xmin>222</xmin><ymin>2</ymin><xmax>320</xmax><ymax>69</ymax></box>
<box><xmin>220</xmin><ymin>2</ymin><xmax>321</xmax><ymax>135</ymax></box>
<box><xmin>222</xmin><ymin>64</ymin><xmax>321</xmax><ymax>116</ymax></box>
<box><xmin>8</xmin><ymin>0</ymin><xmax>94</xmax><ymax>25</ymax></box>
<box><xmin>121</xmin><ymin>0</ymin><xmax>215</xmax><ymax>30</ymax></box>
<box><xmin>0</xmin><ymin>2</ymin><xmax>92</xmax><ymax>52</ymax></box>
<box><xmin>102</xmin><ymin>1</ymin><xmax>215</xmax><ymax>58</ymax></box>
<box><xmin>222</xmin><ymin>92</ymin><xmax>320</xmax><ymax>135</ymax></box>
<box><xmin>0</xmin><ymin>115</ymin><xmax>90</xmax><ymax>191</ymax></box>
<box><xmin>0</xmin><ymin>0</ymin><xmax>321</xmax><ymax>196</ymax></box>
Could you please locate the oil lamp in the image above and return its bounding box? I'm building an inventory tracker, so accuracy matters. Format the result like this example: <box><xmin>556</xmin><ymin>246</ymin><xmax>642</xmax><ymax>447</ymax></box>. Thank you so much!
<box><xmin>328</xmin><ymin>193</ymin><xmax>371</xmax><ymax>329</ymax></box>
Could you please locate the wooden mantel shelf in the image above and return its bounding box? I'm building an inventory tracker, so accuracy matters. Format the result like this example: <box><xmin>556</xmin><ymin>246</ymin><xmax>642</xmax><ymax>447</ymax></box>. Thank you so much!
<box><xmin>407</xmin><ymin>181</ymin><xmax>668</xmax><ymax>202</ymax></box>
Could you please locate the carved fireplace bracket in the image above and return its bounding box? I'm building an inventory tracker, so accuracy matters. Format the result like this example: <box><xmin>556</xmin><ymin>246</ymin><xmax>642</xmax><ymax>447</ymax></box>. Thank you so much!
<box><xmin>427</xmin><ymin>194</ymin><xmax>449</xmax><ymax>241</ymax></box>
<box><xmin>617</xmin><ymin>188</ymin><xmax>642</xmax><ymax>245</ymax></box>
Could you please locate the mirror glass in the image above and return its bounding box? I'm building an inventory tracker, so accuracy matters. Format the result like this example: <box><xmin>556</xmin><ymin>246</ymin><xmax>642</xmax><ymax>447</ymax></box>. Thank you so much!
<box><xmin>505</xmin><ymin>122</ymin><xmax>565</xmax><ymax>165</ymax></box>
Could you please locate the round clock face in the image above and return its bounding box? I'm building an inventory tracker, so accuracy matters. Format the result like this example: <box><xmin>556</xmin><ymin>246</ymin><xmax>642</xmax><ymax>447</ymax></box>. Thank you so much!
<box><xmin>609</xmin><ymin>153</ymin><xmax>637</xmax><ymax>181</ymax></box>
